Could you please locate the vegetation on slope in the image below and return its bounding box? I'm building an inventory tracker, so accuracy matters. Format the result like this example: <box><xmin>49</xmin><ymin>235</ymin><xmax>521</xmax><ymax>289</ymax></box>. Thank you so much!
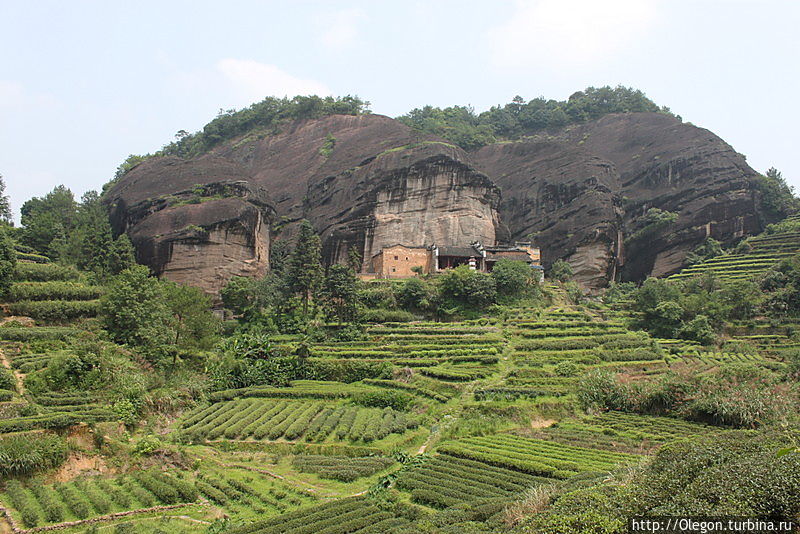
<box><xmin>397</xmin><ymin>85</ymin><xmax>671</xmax><ymax>151</ymax></box>
<box><xmin>1</xmin><ymin>175</ymin><xmax>799</xmax><ymax>533</ymax></box>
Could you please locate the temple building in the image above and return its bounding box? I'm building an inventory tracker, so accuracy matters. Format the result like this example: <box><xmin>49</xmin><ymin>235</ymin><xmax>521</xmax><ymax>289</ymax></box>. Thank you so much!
<box><xmin>367</xmin><ymin>242</ymin><xmax>543</xmax><ymax>280</ymax></box>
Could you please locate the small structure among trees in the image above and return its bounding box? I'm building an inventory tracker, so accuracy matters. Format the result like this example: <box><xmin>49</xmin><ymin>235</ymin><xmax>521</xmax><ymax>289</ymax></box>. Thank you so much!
<box><xmin>367</xmin><ymin>241</ymin><xmax>542</xmax><ymax>279</ymax></box>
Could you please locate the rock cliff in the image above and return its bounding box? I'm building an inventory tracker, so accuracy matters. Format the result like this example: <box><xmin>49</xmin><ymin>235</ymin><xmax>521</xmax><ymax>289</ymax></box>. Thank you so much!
<box><xmin>106</xmin><ymin>115</ymin><xmax>498</xmax><ymax>293</ymax></box>
<box><xmin>108</xmin><ymin>111</ymin><xmax>767</xmax><ymax>293</ymax></box>
<box><xmin>471</xmin><ymin>113</ymin><xmax>763</xmax><ymax>284</ymax></box>
<box><xmin>105</xmin><ymin>156</ymin><xmax>276</xmax><ymax>297</ymax></box>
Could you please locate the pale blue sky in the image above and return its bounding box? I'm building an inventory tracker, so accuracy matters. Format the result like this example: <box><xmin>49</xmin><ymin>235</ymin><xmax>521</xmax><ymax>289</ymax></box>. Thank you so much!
<box><xmin>1</xmin><ymin>0</ymin><xmax>798</xmax><ymax>220</ymax></box>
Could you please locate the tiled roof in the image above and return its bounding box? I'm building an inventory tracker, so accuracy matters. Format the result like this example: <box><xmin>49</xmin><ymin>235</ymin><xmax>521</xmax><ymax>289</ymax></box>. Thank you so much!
<box><xmin>486</xmin><ymin>252</ymin><xmax>532</xmax><ymax>262</ymax></box>
<box><xmin>437</xmin><ymin>246</ymin><xmax>481</xmax><ymax>257</ymax></box>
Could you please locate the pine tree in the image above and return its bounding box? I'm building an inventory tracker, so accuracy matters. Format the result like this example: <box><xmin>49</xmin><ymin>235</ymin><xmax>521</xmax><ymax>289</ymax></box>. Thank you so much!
<box><xmin>347</xmin><ymin>246</ymin><xmax>362</xmax><ymax>273</ymax></box>
<box><xmin>286</xmin><ymin>220</ymin><xmax>323</xmax><ymax>315</ymax></box>
<box><xmin>107</xmin><ymin>234</ymin><xmax>136</xmax><ymax>275</ymax></box>
<box><xmin>61</xmin><ymin>191</ymin><xmax>113</xmax><ymax>274</ymax></box>
<box><xmin>320</xmin><ymin>264</ymin><xmax>359</xmax><ymax>325</ymax></box>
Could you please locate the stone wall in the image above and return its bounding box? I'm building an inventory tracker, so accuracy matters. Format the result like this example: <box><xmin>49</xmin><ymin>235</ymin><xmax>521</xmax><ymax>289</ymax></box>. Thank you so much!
<box><xmin>372</xmin><ymin>245</ymin><xmax>431</xmax><ymax>277</ymax></box>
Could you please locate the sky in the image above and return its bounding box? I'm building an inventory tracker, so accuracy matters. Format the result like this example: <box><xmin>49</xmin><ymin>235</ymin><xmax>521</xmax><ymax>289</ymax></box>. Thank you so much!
<box><xmin>1</xmin><ymin>0</ymin><xmax>798</xmax><ymax>222</ymax></box>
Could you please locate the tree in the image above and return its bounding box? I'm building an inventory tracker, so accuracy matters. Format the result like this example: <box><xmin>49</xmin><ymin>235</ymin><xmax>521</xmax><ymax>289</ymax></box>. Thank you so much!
<box><xmin>100</xmin><ymin>266</ymin><xmax>173</xmax><ymax>351</ymax></box>
<box><xmin>161</xmin><ymin>281</ymin><xmax>220</xmax><ymax>351</ymax></box>
<box><xmin>439</xmin><ymin>266</ymin><xmax>497</xmax><ymax>307</ymax></box>
<box><xmin>651</xmin><ymin>301</ymin><xmax>684</xmax><ymax>338</ymax></box>
<box><xmin>686</xmin><ymin>238</ymin><xmax>724</xmax><ymax>266</ymax></box>
<box><xmin>753</xmin><ymin>167</ymin><xmax>799</xmax><ymax>222</ymax></box>
<box><xmin>549</xmin><ymin>259</ymin><xmax>573</xmax><ymax>282</ymax></box>
<box><xmin>107</xmin><ymin>234</ymin><xmax>136</xmax><ymax>275</ymax></box>
<box><xmin>677</xmin><ymin>314</ymin><xmax>715</xmax><ymax>345</ymax></box>
<box><xmin>269</xmin><ymin>239</ymin><xmax>291</xmax><ymax>275</ymax></box>
<box><xmin>0</xmin><ymin>227</ymin><xmax>16</xmax><ymax>298</ymax></box>
<box><xmin>19</xmin><ymin>185</ymin><xmax>77</xmax><ymax>256</ymax></box>
<box><xmin>221</xmin><ymin>276</ymin><xmax>258</xmax><ymax>318</ymax></box>
<box><xmin>0</xmin><ymin>175</ymin><xmax>11</xmax><ymax>225</ymax></box>
<box><xmin>285</xmin><ymin>220</ymin><xmax>323</xmax><ymax>315</ymax></box>
<box><xmin>491</xmin><ymin>259</ymin><xmax>535</xmax><ymax>299</ymax></box>
<box><xmin>347</xmin><ymin>247</ymin><xmax>362</xmax><ymax>273</ymax></box>
<box><xmin>59</xmin><ymin>191</ymin><xmax>113</xmax><ymax>274</ymax></box>
<box><xmin>319</xmin><ymin>264</ymin><xmax>360</xmax><ymax>325</ymax></box>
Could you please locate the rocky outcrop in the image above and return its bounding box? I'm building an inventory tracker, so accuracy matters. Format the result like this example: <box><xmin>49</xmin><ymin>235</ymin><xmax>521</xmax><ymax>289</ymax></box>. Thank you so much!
<box><xmin>106</xmin><ymin>116</ymin><xmax>499</xmax><ymax>293</ymax></box>
<box><xmin>105</xmin><ymin>156</ymin><xmax>276</xmax><ymax>298</ymax></box>
<box><xmin>306</xmin><ymin>142</ymin><xmax>499</xmax><ymax>268</ymax></box>
<box><xmin>471</xmin><ymin>112</ymin><xmax>764</xmax><ymax>285</ymax></box>
<box><xmin>109</xmin><ymin>111</ymin><xmax>767</xmax><ymax>293</ymax></box>
<box><xmin>471</xmin><ymin>141</ymin><xmax>622</xmax><ymax>287</ymax></box>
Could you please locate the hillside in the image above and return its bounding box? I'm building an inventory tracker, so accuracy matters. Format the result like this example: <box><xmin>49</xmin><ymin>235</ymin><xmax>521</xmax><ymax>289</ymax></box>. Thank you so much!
<box><xmin>670</xmin><ymin>215</ymin><xmax>800</xmax><ymax>282</ymax></box>
<box><xmin>3</xmin><ymin>90</ymin><xmax>800</xmax><ymax>534</ymax></box>
<box><xmin>103</xmin><ymin>91</ymin><xmax>779</xmax><ymax>295</ymax></box>
<box><xmin>1</xmin><ymin>228</ymin><xmax>799</xmax><ymax>532</ymax></box>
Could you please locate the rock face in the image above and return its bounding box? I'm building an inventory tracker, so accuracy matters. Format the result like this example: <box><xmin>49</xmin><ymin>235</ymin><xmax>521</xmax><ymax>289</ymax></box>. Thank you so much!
<box><xmin>106</xmin><ymin>115</ymin><xmax>498</xmax><ymax>293</ymax></box>
<box><xmin>306</xmin><ymin>142</ymin><xmax>499</xmax><ymax>268</ymax></box>
<box><xmin>471</xmin><ymin>113</ymin><xmax>764</xmax><ymax>284</ymax></box>
<box><xmin>105</xmin><ymin>156</ymin><xmax>276</xmax><ymax>298</ymax></box>
<box><xmin>109</xmin><ymin>111</ymin><xmax>767</xmax><ymax>294</ymax></box>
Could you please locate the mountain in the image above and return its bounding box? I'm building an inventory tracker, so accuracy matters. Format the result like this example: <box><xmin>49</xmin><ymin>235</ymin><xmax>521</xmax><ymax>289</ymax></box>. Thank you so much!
<box><xmin>105</xmin><ymin>105</ymin><xmax>771</xmax><ymax>295</ymax></box>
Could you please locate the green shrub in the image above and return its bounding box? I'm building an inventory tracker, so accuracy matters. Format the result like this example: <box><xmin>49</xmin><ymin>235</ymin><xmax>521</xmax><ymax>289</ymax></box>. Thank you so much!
<box><xmin>132</xmin><ymin>471</ymin><xmax>180</xmax><ymax>504</ymax></box>
<box><xmin>577</xmin><ymin>367</ymin><xmax>796</xmax><ymax>428</ymax></box>
<box><xmin>353</xmin><ymin>390</ymin><xmax>413</xmax><ymax>410</ymax></box>
<box><xmin>0</xmin><ymin>433</ymin><xmax>68</xmax><ymax>476</ymax></box>
<box><xmin>5</xmin><ymin>480</ymin><xmax>40</xmax><ymax>527</ymax></box>
<box><xmin>0</xmin><ymin>367</ymin><xmax>15</xmax><ymax>391</ymax></box>
<box><xmin>133</xmin><ymin>435</ymin><xmax>164</xmax><ymax>456</ymax></box>
<box><xmin>55</xmin><ymin>483</ymin><xmax>92</xmax><ymax>519</ymax></box>
<box><xmin>16</xmin><ymin>252</ymin><xmax>49</xmax><ymax>263</ymax></box>
<box><xmin>8</xmin><ymin>281</ymin><xmax>102</xmax><ymax>302</ymax></box>
<box><xmin>14</xmin><ymin>262</ymin><xmax>81</xmax><ymax>282</ymax></box>
<box><xmin>292</xmin><ymin>455</ymin><xmax>394</xmax><ymax>481</ymax></box>
<box><xmin>361</xmin><ymin>308</ymin><xmax>414</xmax><ymax>323</ymax></box>
<box><xmin>8</xmin><ymin>299</ymin><xmax>100</xmax><ymax>321</ymax></box>
<box><xmin>31</xmin><ymin>484</ymin><xmax>65</xmax><ymax>522</ymax></box>
<box><xmin>554</xmin><ymin>361</ymin><xmax>579</xmax><ymax>377</ymax></box>
<box><xmin>305</xmin><ymin>359</ymin><xmax>391</xmax><ymax>382</ymax></box>
<box><xmin>0</xmin><ymin>326</ymin><xmax>78</xmax><ymax>341</ymax></box>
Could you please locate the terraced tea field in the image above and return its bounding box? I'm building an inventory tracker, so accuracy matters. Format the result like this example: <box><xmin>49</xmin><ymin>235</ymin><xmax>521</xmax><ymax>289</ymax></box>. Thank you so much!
<box><xmin>395</xmin><ymin>454</ymin><xmax>549</xmax><ymax>508</ymax></box>
<box><xmin>0</xmin><ymin>277</ymin><xmax>793</xmax><ymax>533</ymax></box>
<box><xmin>436</xmin><ymin>434</ymin><xmax>638</xmax><ymax>478</ymax></box>
<box><xmin>181</xmin><ymin>399</ymin><xmax>418</xmax><ymax>443</ymax></box>
<box><xmin>525</xmin><ymin>411</ymin><xmax>717</xmax><ymax>452</ymax></box>
<box><xmin>669</xmin><ymin>230</ymin><xmax>800</xmax><ymax>282</ymax></box>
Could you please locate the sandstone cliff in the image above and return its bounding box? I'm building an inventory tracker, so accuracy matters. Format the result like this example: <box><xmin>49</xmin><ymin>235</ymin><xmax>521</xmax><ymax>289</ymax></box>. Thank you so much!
<box><xmin>108</xmin><ymin>111</ymin><xmax>767</xmax><ymax>293</ymax></box>
<box><xmin>106</xmin><ymin>115</ymin><xmax>498</xmax><ymax>293</ymax></box>
<box><xmin>105</xmin><ymin>156</ymin><xmax>276</xmax><ymax>297</ymax></box>
<box><xmin>471</xmin><ymin>113</ymin><xmax>763</xmax><ymax>284</ymax></box>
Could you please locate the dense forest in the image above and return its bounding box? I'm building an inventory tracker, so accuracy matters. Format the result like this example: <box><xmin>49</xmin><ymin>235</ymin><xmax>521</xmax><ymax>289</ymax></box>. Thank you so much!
<box><xmin>397</xmin><ymin>85</ymin><xmax>671</xmax><ymax>150</ymax></box>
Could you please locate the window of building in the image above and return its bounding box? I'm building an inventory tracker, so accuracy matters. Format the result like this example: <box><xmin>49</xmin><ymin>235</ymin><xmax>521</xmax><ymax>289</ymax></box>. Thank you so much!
<box><xmin>394</xmin><ymin>256</ymin><xmax>398</xmax><ymax>260</ymax></box>
<box><xmin>392</xmin><ymin>267</ymin><xmax>396</xmax><ymax>272</ymax></box>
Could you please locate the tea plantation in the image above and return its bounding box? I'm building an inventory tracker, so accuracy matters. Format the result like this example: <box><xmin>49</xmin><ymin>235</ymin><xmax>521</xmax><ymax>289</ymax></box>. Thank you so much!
<box><xmin>1</xmin><ymin>224</ymin><xmax>799</xmax><ymax>533</ymax></box>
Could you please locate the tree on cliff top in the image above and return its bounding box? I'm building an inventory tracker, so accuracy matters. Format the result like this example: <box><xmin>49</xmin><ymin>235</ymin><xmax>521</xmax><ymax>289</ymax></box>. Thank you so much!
<box><xmin>399</xmin><ymin>85</ymin><xmax>670</xmax><ymax>151</ymax></box>
<box><xmin>286</xmin><ymin>220</ymin><xmax>323</xmax><ymax>315</ymax></box>
<box><xmin>753</xmin><ymin>167</ymin><xmax>799</xmax><ymax>223</ymax></box>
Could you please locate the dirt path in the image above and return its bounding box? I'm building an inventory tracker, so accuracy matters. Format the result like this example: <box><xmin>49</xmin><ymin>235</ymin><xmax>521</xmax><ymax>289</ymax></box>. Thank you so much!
<box><xmin>0</xmin><ymin>347</ymin><xmax>24</xmax><ymax>395</ymax></box>
<box><xmin>417</xmin><ymin>430</ymin><xmax>436</xmax><ymax>454</ymax></box>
